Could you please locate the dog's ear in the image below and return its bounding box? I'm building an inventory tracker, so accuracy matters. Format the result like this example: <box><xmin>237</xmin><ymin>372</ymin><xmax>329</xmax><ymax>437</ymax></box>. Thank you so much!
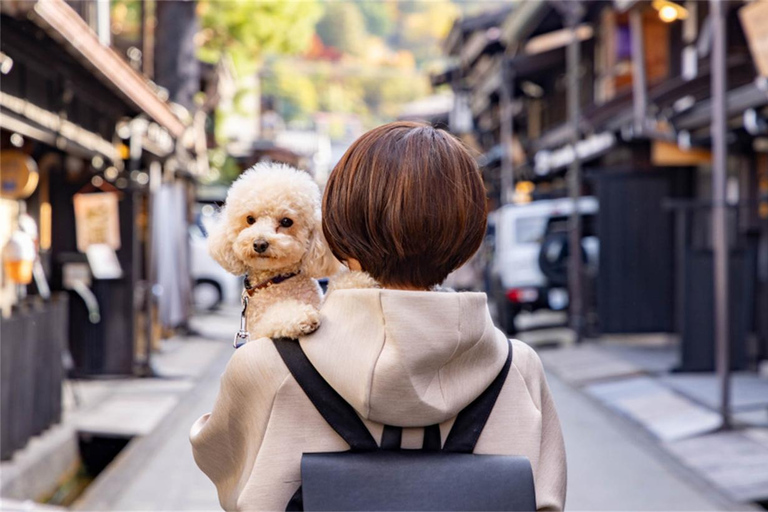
<box><xmin>208</xmin><ymin>211</ymin><xmax>248</xmax><ymax>276</ymax></box>
<box><xmin>305</xmin><ymin>219</ymin><xmax>342</xmax><ymax>279</ymax></box>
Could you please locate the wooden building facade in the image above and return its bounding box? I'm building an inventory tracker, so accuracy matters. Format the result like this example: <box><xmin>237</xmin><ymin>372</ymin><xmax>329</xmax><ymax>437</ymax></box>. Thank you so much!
<box><xmin>437</xmin><ymin>0</ymin><xmax>768</xmax><ymax>372</ymax></box>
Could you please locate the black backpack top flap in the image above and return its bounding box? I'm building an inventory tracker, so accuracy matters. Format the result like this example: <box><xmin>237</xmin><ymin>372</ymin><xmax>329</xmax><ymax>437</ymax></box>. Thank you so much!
<box><xmin>300</xmin><ymin>450</ymin><xmax>536</xmax><ymax>512</ymax></box>
<box><xmin>273</xmin><ymin>338</ymin><xmax>537</xmax><ymax>512</ymax></box>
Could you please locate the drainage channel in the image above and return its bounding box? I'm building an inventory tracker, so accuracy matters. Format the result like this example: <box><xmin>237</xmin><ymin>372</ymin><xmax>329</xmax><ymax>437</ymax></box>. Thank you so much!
<box><xmin>44</xmin><ymin>432</ymin><xmax>133</xmax><ymax>507</ymax></box>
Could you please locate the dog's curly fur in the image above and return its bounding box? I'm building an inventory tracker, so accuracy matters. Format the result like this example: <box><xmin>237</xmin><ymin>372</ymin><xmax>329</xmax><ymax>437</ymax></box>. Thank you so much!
<box><xmin>208</xmin><ymin>163</ymin><xmax>340</xmax><ymax>340</ymax></box>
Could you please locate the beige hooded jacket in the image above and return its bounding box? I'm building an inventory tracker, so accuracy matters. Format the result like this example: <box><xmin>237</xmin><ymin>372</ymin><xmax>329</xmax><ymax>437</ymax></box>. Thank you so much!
<box><xmin>190</xmin><ymin>288</ymin><xmax>566</xmax><ymax>511</ymax></box>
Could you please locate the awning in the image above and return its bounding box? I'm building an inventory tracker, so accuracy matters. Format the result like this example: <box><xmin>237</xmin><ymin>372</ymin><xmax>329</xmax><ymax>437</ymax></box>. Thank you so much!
<box><xmin>500</xmin><ymin>0</ymin><xmax>549</xmax><ymax>48</ymax></box>
<box><xmin>444</xmin><ymin>6</ymin><xmax>514</xmax><ymax>56</ymax></box>
<box><xmin>23</xmin><ymin>0</ymin><xmax>188</xmax><ymax>141</ymax></box>
<box><xmin>0</xmin><ymin>91</ymin><xmax>120</xmax><ymax>162</ymax></box>
<box><xmin>534</xmin><ymin>132</ymin><xmax>617</xmax><ymax>176</ymax></box>
<box><xmin>672</xmin><ymin>79</ymin><xmax>768</xmax><ymax>133</ymax></box>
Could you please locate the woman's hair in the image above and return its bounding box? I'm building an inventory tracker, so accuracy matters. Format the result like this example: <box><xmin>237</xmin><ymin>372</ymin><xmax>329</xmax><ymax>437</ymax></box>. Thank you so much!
<box><xmin>322</xmin><ymin>121</ymin><xmax>487</xmax><ymax>289</ymax></box>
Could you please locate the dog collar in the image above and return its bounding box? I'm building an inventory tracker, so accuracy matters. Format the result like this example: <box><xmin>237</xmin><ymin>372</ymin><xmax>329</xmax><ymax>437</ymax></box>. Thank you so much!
<box><xmin>244</xmin><ymin>271</ymin><xmax>300</xmax><ymax>292</ymax></box>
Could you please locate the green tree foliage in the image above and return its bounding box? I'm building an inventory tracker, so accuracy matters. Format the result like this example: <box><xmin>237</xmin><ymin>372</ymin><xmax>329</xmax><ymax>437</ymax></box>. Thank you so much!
<box><xmin>358</xmin><ymin>2</ymin><xmax>395</xmax><ymax>38</ymax></box>
<box><xmin>262</xmin><ymin>61</ymin><xmax>319</xmax><ymax>121</ymax></box>
<box><xmin>396</xmin><ymin>0</ymin><xmax>459</xmax><ymax>65</ymax></box>
<box><xmin>263</xmin><ymin>57</ymin><xmax>428</xmax><ymax>130</ymax></box>
<box><xmin>110</xmin><ymin>0</ymin><xmax>142</xmax><ymax>41</ymax></box>
<box><xmin>315</xmin><ymin>2</ymin><xmax>368</xmax><ymax>56</ymax></box>
<box><xmin>197</xmin><ymin>0</ymin><xmax>323</xmax><ymax>72</ymax></box>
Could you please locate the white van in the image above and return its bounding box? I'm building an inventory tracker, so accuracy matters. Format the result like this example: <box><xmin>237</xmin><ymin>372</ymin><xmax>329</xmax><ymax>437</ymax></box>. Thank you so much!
<box><xmin>489</xmin><ymin>197</ymin><xmax>598</xmax><ymax>334</ymax></box>
<box><xmin>190</xmin><ymin>205</ymin><xmax>243</xmax><ymax>311</ymax></box>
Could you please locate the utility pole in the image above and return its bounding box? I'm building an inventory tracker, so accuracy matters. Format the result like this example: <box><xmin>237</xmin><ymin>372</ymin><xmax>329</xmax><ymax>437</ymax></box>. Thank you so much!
<box><xmin>565</xmin><ymin>3</ymin><xmax>585</xmax><ymax>342</ymax></box>
<box><xmin>499</xmin><ymin>58</ymin><xmax>514</xmax><ymax>206</ymax></box>
<box><xmin>710</xmin><ymin>0</ymin><xmax>731</xmax><ymax>429</ymax></box>
<box><xmin>629</xmin><ymin>6</ymin><xmax>647</xmax><ymax>135</ymax></box>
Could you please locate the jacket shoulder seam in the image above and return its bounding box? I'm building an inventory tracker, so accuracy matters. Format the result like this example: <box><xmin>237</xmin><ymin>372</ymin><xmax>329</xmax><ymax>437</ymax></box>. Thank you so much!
<box><xmin>510</xmin><ymin>341</ymin><xmax>542</xmax><ymax>414</ymax></box>
<box><xmin>366</xmin><ymin>291</ymin><xmax>387</xmax><ymax>419</ymax></box>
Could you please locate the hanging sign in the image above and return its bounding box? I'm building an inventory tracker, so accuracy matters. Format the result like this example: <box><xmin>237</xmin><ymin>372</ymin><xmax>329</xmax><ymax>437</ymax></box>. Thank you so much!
<box><xmin>73</xmin><ymin>192</ymin><xmax>121</xmax><ymax>253</ymax></box>
<box><xmin>740</xmin><ymin>1</ymin><xmax>768</xmax><ymax>78</ymax></box>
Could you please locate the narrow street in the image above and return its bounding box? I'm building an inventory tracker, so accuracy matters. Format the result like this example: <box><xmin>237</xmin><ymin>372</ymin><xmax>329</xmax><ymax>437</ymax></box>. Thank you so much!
<box><xmin>74</xmin><ymin>309</ymin><xmax>736</xmax><ymax>511</ymax></box>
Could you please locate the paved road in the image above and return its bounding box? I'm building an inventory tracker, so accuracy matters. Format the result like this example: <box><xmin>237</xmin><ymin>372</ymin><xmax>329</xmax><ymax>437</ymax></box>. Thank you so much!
<box><xmin>548</xmin><ymin>372</ymin><xmax>736</xmax><ymax>511</ymax></box>
<box><xmin>78</xmin><ymin>333</ymin><xmax>736</xmax><ymax>511</ymax></box>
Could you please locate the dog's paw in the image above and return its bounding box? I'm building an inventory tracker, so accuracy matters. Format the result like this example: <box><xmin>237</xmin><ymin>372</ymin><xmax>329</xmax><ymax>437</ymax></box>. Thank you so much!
<box><xmin>296</xmin><ymin>309</ymin><xmax>320</xmax><ymax>335</ymax></box>
<box><xmin>256</xmin><ymin>301</ymin><xmax>322</xmax><ymax>339</ymax></box>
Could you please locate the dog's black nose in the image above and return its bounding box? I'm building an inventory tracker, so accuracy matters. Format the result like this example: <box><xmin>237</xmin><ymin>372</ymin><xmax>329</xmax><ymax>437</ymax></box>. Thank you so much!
<box><xmin>253</xmin><ymin>240</ymin><xmax>269</xmax><ymax>253</ymax></box>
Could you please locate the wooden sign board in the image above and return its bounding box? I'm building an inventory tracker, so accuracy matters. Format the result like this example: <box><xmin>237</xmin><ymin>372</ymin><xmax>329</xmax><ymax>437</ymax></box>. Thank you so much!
<box><xmin>73</xmin><ymin>192</ymin><xmax>121</xmax><ymax>253</ymax></box>
<box><xmin>740</xmin><ymin>1</ymin><xmax>768</xmax><ymax>78</ymax></box>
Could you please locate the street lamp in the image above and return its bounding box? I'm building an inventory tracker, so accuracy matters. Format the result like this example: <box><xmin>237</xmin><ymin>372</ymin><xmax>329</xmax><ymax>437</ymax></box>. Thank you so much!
<box><xmin>652</xmin><ymin>0</ymin><xmax>689</xmax><ymax>23</ymax></box>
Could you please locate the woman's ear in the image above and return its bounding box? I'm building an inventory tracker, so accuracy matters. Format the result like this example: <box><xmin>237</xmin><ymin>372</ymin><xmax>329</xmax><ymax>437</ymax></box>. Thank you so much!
<box><xmin>305</xmin><ymin>219</ymin><xmax>343</xmax><ymax>279</ymax></box>
<box><xmin>208</xmin><ymin>211</ymin><xmax>248</xmax><ymax>276</ymax></box>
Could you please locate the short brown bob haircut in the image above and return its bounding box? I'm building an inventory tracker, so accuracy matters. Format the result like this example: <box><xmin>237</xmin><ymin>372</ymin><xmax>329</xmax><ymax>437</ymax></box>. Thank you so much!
<box><xmin>322</xmin><ymin>121</ymin><xmax>487</xmax><ymax>289</ymax></box>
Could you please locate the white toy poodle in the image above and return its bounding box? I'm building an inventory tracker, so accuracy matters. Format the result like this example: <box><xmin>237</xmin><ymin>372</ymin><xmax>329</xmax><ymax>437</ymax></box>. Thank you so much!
<box><xmin>208</xmin><ymin>163</ymin><xmax>340</xmax><ymax>341</ymax></box>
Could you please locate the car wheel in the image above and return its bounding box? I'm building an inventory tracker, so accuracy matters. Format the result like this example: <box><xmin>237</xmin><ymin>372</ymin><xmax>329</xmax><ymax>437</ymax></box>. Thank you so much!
<box><xmin>496</xmin><ymin>294</ymin><xmax>518</xmax><ymax>336</ymax></box>
<box><xmin>193</xmin><ymin>279</ymin><xmax>223</xmax><ymax>311</ymax></box>
<box><xmin>504</xmin><ymin>306</ymin><xmax>519</xmax><ymax>336</ymax></box>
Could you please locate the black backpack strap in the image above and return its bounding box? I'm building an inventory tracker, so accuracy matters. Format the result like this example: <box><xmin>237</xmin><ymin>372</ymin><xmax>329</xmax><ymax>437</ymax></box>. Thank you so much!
<box><xmin>272</xmin><ymin>338</ymin><xmax>378</xmax><ymax>451</ymax></box>
<box><xmin>380</xmin><ymin>425</ymin><xmax>402</xmax><ymax>450</ymax></box>
<box><xmin>422</xmin><ymin>424</ymin><xmax>442</xmax><ymax>451</ymax></box>
<box><xmin>443</xmin><ymin>340</ymin><xmax>513</xmax><ymax>453</ymax></box>
<box><xmin>382</xmin><ymin>424</ymin><xmax>441</xmax><ymax>451</ymax></box>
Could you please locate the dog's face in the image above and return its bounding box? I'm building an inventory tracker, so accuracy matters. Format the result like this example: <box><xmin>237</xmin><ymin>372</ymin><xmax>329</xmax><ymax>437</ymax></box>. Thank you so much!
<box><xmin>227</xmin><ymin>200</ymin><xmax>310</xmax><ymax>273</ymax></box>
<box><xmin>209</xmin><ymin>163</ymin><xmax>340</xmax><ymax>278</ymax></box>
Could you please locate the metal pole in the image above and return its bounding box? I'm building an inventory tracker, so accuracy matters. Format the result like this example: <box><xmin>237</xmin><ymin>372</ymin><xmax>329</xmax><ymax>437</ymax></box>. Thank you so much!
<box><xmin>129</xmin><ymin>120</ymin><xmax>155</xmax><ymax>378</ymax></box>
<box><xmin>629</xmin><ymin>7</ymin><xmax>648</xmax><ymax>135</ymax></box>
<box><xmin>711</xmin><ymin>0</ymin><xmax>731</xmax><ymax>429</ymax></box>
<box><xmin>499</xmin><ymin>59</ymin><xmax>514</xmax><ymax>205</ymax></box>
<box><xmin>567</xmin><ymin>10</ymin><xmax>584</xmax><ymax>342</ymax></box>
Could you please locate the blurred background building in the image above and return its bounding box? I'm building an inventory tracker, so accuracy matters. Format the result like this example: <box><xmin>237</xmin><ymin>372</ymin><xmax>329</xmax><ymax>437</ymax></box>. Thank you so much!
<box><xmin>433</xmin><ymin>0</ymin><xmax>768</xmax><ymax>373</ymax></box>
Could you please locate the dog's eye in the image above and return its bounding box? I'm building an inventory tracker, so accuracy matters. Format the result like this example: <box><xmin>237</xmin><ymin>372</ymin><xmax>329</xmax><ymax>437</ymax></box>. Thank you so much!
<box><xmin>246</xmin><ymin>216</ymin><xmax>255</xmax><ymax>225</ymax></box>
<box><xmin>280</xmin><ymin>217</ymin><xmax>293</xmax><ymax>228</ymax></box>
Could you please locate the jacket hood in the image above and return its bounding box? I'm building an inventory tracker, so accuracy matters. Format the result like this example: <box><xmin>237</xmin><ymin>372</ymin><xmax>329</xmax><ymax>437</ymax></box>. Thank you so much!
<box><xmin>300</xmin><ymin>288</ymin><xmax>509</xmax><ymax>427</ymax></box>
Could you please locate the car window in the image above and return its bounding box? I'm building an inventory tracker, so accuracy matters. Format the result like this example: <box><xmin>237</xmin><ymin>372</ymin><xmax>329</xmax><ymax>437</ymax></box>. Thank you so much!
<box><xmin>545</xmin><ymin>214</ymin><xmax>597</xmax><ymax>237</ymax></box>
<box><xmin>515</xmin><ymin>215</ymin><xmax>548</xmax><ymax>244</ymax></box>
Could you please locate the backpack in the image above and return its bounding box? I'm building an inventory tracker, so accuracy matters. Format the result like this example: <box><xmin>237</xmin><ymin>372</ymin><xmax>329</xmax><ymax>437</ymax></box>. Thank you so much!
<box><xmin>272</xmin><ymin>337</ymin><xmax>536</xmax><ymax>511</ymax></box>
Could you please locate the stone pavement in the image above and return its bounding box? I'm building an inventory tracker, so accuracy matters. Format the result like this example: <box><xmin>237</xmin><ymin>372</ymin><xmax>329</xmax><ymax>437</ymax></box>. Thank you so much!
<box><xmin>541</xmin><ymin>341</ymin><xmax>768</xmax><ymax>507</ymax></box>
<box><xmin>548</xmin><ymin>373</ymin><xmax>744</xmax><ymax>511</ymax></box>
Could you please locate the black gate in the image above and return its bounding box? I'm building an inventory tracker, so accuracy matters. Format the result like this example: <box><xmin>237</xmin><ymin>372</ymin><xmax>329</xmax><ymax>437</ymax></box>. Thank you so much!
<box><xmin>594</xmin><ymin>168</ymin><xmax>692</xmax><ymax>333</ymax></box>
<box><xmin>0</xmin><ymin>294</ymin><xmax>68</xmax><ymax>460</ymax></box>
